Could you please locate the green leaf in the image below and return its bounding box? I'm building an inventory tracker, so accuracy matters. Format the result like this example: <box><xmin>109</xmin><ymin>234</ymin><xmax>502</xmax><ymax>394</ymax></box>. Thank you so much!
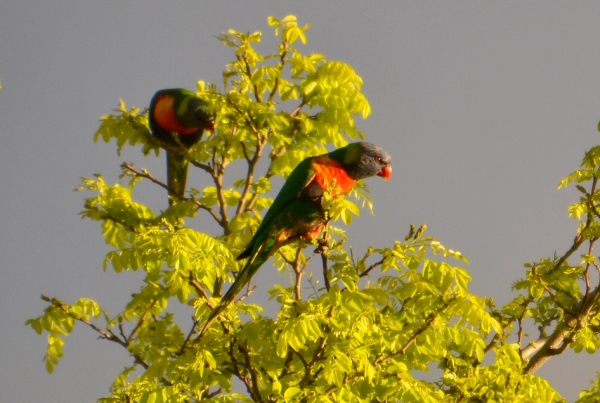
<box><xmin>26</xmin><ymin>318</ymin><xmax>43</xmax><ymax>335</ymax></box>
<box><xmin>284</xmin><ymin>387</ymin><xmax>302</xmax><ymax>402</ymax></box>
<box><xmin>45</xmin><ymin>359</ymin><xmax>54</xmax><ymax>374</ymax></box>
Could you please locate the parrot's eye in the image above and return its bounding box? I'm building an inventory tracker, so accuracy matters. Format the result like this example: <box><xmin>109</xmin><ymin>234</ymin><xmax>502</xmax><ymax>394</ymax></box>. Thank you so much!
<box><xmin>374</xmin><ymin>156</ymin><xmax>382</xmax><ymax>163</ymax></box>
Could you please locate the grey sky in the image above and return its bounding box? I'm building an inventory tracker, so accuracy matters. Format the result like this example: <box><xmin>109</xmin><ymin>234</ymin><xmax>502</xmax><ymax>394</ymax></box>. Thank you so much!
<box><xmin>2</xmin><ymin>2</ymin><xmax>599</xmax><ymax>401</ymax></box>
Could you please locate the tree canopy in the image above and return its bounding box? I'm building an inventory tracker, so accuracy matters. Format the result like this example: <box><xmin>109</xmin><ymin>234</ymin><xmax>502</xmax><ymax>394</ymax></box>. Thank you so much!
<box><xmin>28</xmin><ymin>15</ymin><xmax>600</xmax><ymax>403</ymax></box>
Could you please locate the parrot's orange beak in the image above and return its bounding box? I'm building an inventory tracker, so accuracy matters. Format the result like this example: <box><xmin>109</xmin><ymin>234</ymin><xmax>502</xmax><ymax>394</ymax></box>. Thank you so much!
<box><xmin>377</xmin><ymin>165</ymin><xmax>392</xmax><ymax>181</ymax></box>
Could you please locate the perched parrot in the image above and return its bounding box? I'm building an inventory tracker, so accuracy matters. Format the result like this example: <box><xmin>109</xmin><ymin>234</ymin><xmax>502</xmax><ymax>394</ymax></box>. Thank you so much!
<box><xmin>149</xmin><ymin>88</ymin><xmax>215</xmax><ymax>205</ymax></box>
<box><xmin>201</xmin><ymin>141</ymin><xmax>392</xmax><ymax>333</ymax></box>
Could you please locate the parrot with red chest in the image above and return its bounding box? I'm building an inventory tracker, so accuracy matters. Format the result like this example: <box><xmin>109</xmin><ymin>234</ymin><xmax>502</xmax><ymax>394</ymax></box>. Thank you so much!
<box><xmin>201</xmin><ymin>141</ymin><xmax>392</xmax><ymax>333</ymax></box>
<box><xmin>149</xmin><ymin>88</ymin><xmax>215</xmax><ymax>205</ymax></box>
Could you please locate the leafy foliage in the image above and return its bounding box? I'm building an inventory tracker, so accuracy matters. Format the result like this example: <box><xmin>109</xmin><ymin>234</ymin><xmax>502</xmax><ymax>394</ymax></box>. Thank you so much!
<box><xmin>28</xmin><ymin>15</ymin><xmax>600</xmax><ymax>402</ymax></box>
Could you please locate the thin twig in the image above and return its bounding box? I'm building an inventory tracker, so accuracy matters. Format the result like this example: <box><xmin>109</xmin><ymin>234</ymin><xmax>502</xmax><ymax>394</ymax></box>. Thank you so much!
<box><xmin>376</xmin><ymin>301</ymin><xmax>449</xmax><ymax>367</ymax></box>
<box><xmin>211</xmin><ymin>147</ymin><xmax>231</xmax><ymax>231</ymax></box>
<box><xmin>189</xmin><ymin>277</ymin><xmax>215</xmax><ymax>309</ymax></box>
<box><xmin>42</xmin><ymin>295</ymin><xmax>126</xmax><ymax>347</ymax></box>
<box><xmin>318</xmin><ymin>224</ymin><xmax>331</xmax><ymax>292</ymax></box>
<box><xmin>583</xmin><ymin>239</ymin><xmax>596</xmax><ymax>305</ymax></box>
<box><xmin>267</xmin><ymin>41</ymin><xmax>288</xmax><ymax>103</ymax></box>
<box><xmin>239</xmin><ymin>342</ymin><xmax>265</xmax><ymax>403</ymax></box>
<box><xmin>236</xmin><ymin>133</ymin><xmax>266</xmax><ymax>216</ymax></box>
<box><xmin>297</xmin><ymin>307</ymin><xmax>335</xmax><ymax>388</ymax></box>
<box><xmin>293</xmin><ymin>248</ymin><xmax>304</xmax><ymax>300</ymax></box>
<box><xmin>289</xmin><ymin>100</ymin><xmax>306</xmax><ymax>118</ymax></box>
<box><xmin>517</xmin><ymin>305</ymin><xmax>528</xmax><ymax>356</ymax></box>
<box><xmin>239</xmin><ymin>52</ymin><xmax>262</xmax><ymax>103</ymax></box>
<box><xmin>127</xmin><ymin>300</ymin><xmax>156</xmax><ymax>343</ymax></box>
<box><xmin>188</xmin><ymin>160</ymin><xmax>212</xmax><ymax>174</ymax></box>
<box><xmin>359</xmin><ymin>258</ymin><xmax>385</xmax><ymax>278</ymax></box>
<box><xmin>550</xmin><ymin>177</ymin><xmax>598</xmax><ymax>274</ymax></box>
<box><xmin>41</xmin><ymin>295</ymin><xmax>172</xmax><ymax>385</ymax></box>
<box><xmin>532</xmin><ymin>267</ymin><xmax>577</xmax><ymax>317</ymax></box>
<box><xmin>122</xmin><ymin>163</ymin><xmax>224</xmax><ymax>228</ymax></box>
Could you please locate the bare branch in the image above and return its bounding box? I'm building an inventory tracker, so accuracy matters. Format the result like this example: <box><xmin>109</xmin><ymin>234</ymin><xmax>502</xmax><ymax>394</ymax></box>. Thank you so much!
<box><xmin>359</xmin><ymin>258</ymin><xmax>384</xmax><ymax>278</ymax></box>
<box><xmin>122</xmin><ymin>163</ymin><xmax>225</xmax><ymax>228</ymax></box>
<box><xmin>237</xmin><ymin>281</ymin><xmax>257</xmax><ymax>303</ymax></box>
<box><xmin>42</xmin><ymin>295</ymin><xmax>126</xmax><ymax>347</ymax></box>
<box><xmin>189</xmin><ymin>277</ymin><xmax>215</xmax><ymax>309</ymax></box>
<box><xmin>40</xmin><ymin>295</ymin><xmax>173</xmax><ymax>385</ymax></box>
<box><xmin>100</xmin><ymin>212</ymin><xmax>141</xmax><ymax>234</ymax></box>
<box><xmin>583</xmin><ymin>239</ymin><xmax>597</xmax><ymax>304</ymax></box>
<box><xmin>227</xmin><ymin>340</ymin><xmax>256</xmax><ymax>399</ymax></box>
<box><xmin>521</xmin><ymin>337</ymin><xmax>550</xmax><ymax>360</ymax></box>
<box><xmin>267</xmin><ymin>41</ymin><xmax>288</xmax><ymax>103</ymax></box>
<box><xmin>293</xmin><ymin>248</ymin><xmax>304</xmax><ymax>301</ymax></box>
<box><xmin>298</xmin><ymin>307</ymin><xmax>335</xmax><ymax>389</ymax></box>
<box><xmin>524</xmin><ymin>320</ymin><xmax>578</xmax><ymax>374</ymax></box>
<box><xmin>209</xmin><ymin>148</ymin><xmax>230</xmax><ymax>231</ymax></box>
<box><xmin>317</xmin><ymin>223</ymin><xmax>331</xmax><ymax>292</ymax></box>
<box><xmin>240</xmin><ymin>342</ymin><xmax>264</xmax><ymax>403</ymax></box>
<box><xmin>550</xmin><ymin>177</ymin><xmax>598</xmax><ymax>275</ymax></box>
<box><xmin>236</xmin><ymin>132</ymin><xmax>267</xmax><ymax>216</ymax></box>
<box><xmin>320</xmin><ymin>253</ymin><xmax>330</xmax><ymax>293</ymax></box>
<box><xmin>289</xmin><ymin>100</ymin><xmax>306</xmax><ymax>118</ymax></box>
<box><xmin>239</xmin><ymin>52</ymin><xmax>262</xmax><ymax>103</ymax></box>
<box><xmin>127</xmin><ymin>300</ymin><xmax>156</xmax><ymax>343</ymax></box>
<box><xmin>188</xmin><ymin>159</ymin><xmax>212</xmax><ymax>174</ymax></box>
<box><xmin>532</xmin><ymin>266</ymin><xmax>577</xmax><ymax>317</ymax></box>
<box><xmin>377</xmin><ymin>301</ymin><xmax>449</xmax><ymax>367</ymax></box>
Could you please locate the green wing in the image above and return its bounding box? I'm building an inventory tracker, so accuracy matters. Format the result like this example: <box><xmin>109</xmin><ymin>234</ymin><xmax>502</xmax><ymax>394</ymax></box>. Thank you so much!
<box><xmin>237</xmin><ymin>157</ymin><xmax>316</xmax><ymax>260</ymax></box>
<box><xmin>201</xmin><ymin>195</ymin><xmax>324</xmax><ymax>335</ymax></box>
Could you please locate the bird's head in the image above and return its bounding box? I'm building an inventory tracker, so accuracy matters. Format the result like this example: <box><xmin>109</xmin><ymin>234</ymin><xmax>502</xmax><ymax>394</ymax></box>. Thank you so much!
<box><xmin>341</xmin><ymin>142</ymin><xmax>392</xmax><ymax>181</ymax></box>
<box><xmin>187</xmin><ymin>98</ymin><xmax>215</xmax><ymax>133</ymax></box>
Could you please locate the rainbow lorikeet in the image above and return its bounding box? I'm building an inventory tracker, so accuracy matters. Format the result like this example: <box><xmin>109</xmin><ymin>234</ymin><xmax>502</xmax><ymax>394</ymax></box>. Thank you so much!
<box><xmin>201</xmin><ymin>142</ymin><xmax>392</xmax><ymax>333</ymax></box>
<box><xmin>149</xmin><ymin>88</ymin><xmax>215</xmax><ymax>205</ymax></box>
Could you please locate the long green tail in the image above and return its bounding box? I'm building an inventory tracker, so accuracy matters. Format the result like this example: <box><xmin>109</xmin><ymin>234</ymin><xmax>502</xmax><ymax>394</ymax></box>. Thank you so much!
<box><xmin>166</xmin><ymin>153</ymin><xmax>188</xmax><ymax>205</ymax></box>
<box><xmin>199</xmin><ymin>247</ymin><xmax>269</xmax><ymax>335</ymax></box>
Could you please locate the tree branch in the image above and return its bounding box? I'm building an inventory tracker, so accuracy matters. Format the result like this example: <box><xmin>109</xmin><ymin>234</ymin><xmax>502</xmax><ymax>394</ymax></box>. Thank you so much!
<box><xmin>239</xmin><ymin>342</ymin><xmax>264</xmax><ymax>403</ymax></box>
<box><xmin>550</xmin><ymin>177</ymin><xmax>597</xmax><ymax>274</ymax></box>
<box><xmin>532</xmin><ymin>266</ymin><xmax>578</xmax><ymax>317</ymax></box>
<box><xmin>188</xmin><ymin>159</ymin><xmax>212</xmax><ymax>174</ymax></box>
<box><xmin>240</xmin><ymin>52</ymin><xmax>262</xmax><ymax>103</ymax></box>
<box><xmin>227</xmin><ymin>340</ymin><xmax>256</xmax><ymax>399</ymax></box>
<box><xmin>359</xmin><ymin>258</ymin><xmax>384</xmax><ymax>278</ymax></box>
<box><xmin>127</xmin><ymin>300</ymin><xmax>156</xmax><ymax>344</ymax></box>
<box><xmin>42</xmin><ymin>295</ymin><xmax>126</xmax><ymax>347</ymax></box>
<box><xmin>236</xmin><ymin>132</ymin><xmax>267</xmax><ymax>216</ymax></box>
<box><xmin>189</xmin><ymin>277</ymin><xmax>215</xmax><ymax>309</ymax></box>
<box><xmin>267</xmin><ymin>41</ymin><xmax>288</xmax><ymax>103</ymax></box>
<box><xmin>122</xmin><ymin>163</ymin><xmax>225</xmax><ymax>229</ymax></box>
<box><xmin>376</xmin><ymin>301</ymin><xmax>449</xmax><ymax>367</ymax></box>
<box><xmin>210</xmin><ymin>147</ymin><xmax>231</xmax><ymax>232</ymax></box>
<box><xmin>583</xmin><ymin>239</ymin><xmax>597</xmax><ymax>305</ymax></box>
<box><xmin>293</xmin><ymin>247</ymin><xmax>304</xmax><ymax>301</ymax></box>
<box><xmin>298</xmin><ymin>307</ymin><xmax>335</xmax><ymax>389</ymax></box>
<box><xmin>41</xmin><ymin>295</ymin><xmax>172</xmax><ymax>385</ymax></box>
<box><xmin>517</xmin><ymin>301</ymin><xmax>529</xmax><ymax>357</ymax></box>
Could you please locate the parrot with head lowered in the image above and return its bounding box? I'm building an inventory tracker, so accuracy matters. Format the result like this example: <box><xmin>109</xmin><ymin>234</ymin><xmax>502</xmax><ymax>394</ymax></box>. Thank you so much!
<box><xmin>149</xmin><ymin>88</ymin><xmax>215</xmax><ymax>205</ymax></box>
<box><xmin>200</xmin><ymin>141</ymin><xmax>392</xmax><ymax>334</ymax></box>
